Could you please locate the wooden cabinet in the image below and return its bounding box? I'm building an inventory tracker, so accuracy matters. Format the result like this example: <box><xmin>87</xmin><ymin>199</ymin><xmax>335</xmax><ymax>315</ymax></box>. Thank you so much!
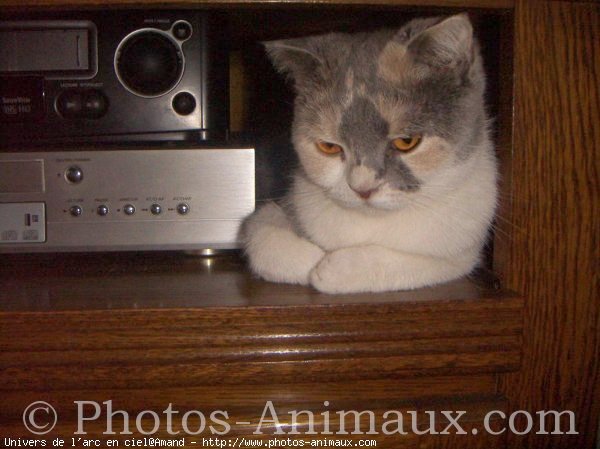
<box><xmin>1</xmin><ymin>254</ymin><xmax>521</xmax><ymax>448</ymax></box>
<box><xmin>495</xmin><ymin>2</ymin><xmax>599</xmax><ymax>448</ymax></box>
<box><xmin>0</xmin><ymin>1</ymin><xmax>597</xmax><ymax>449</ymax></box>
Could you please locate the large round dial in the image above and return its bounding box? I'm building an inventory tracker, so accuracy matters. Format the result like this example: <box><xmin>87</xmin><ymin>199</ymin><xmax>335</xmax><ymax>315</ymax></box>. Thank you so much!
<box><xmin>115</xmin><ymin>30</ymin><xmax>184</xmax><ymax>98</ymax></box>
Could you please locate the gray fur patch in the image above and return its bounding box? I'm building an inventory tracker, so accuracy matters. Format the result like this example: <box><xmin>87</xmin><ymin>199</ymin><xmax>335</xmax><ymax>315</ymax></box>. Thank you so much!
<box><xmin>267</xmin><ymin>14</ymin><xmax>490</xmax><ymax>197</ymax></box>
<box><xmin>339</xmin><ymin>96</ymin><xmax>389</xmax><ymax>165</ymax></box>
<box><xmin>339</xmin><ymin>96</ymin><xmax>421</xmax><ymax>192</ymax></box>
<box><xmin>384</xmin><ymin>151</ymin><xmax>421</xmax><ymax>191</ymax></box>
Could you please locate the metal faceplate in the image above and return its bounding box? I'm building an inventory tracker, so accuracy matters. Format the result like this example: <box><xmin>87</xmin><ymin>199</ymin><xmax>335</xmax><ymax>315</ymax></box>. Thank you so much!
<box><xmin>0</xmin><ymin>147</ymin><xmax>254</xmax><ymax>252</ymax></box>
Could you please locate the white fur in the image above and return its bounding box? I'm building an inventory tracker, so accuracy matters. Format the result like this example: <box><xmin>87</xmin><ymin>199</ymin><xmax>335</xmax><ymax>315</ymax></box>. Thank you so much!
<box><xmin>348</xmin><ymin>165</ymin><xmax>381</xmax><ymax>193</ymax></box>
<box><xmin>242</xmin><ymin>143</ymin><xmax>497</xmax><ymax>293</ymax></box>
<box><xmin>242</xmin><ymin>203</ymin><xmax>324</xmax><ymax>285</ymax></box>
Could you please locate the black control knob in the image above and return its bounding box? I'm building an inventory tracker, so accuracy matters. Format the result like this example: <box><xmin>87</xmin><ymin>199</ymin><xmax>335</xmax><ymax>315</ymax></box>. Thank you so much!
<box><xmin>65</xmin><ymin>166</ymin><xmax>84</xmax><ymax>184</ymax></box>
<box><xmin>172</xmin><ymin>92</ymin><xmax>196</xmax><ymax>116</ymax></box>
<box><xmin>83</xmin><ymin>90</ymin><xmax>109</xmax><ymax>119</ymax></box>
<box><xmin>56</xmin><ymin>91</ymin><xmax>83</xmax><ymax>118</ymax></box>
<box><xmin>123</xmin><ymin>204</ymin><xmax>136</xmax><ymax>216</ymax></box>
<box><xmin>115</xmin><ymin>31</ymin><xmax>183</xmax><ymax>97</ymax></box>
<box><xmin>172</xmin><ymin>21</ymin><xmax>192</xmax><ymax>40</ymax></box>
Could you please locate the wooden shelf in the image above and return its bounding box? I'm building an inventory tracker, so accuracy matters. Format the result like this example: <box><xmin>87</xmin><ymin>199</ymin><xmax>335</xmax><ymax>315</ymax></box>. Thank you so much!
<box><xmin>0</xmin><ymin>253</ymin><xmax>522</xmax><ymax>447</ymax></box>
<box><xmin>0</xmin><ymin>0</ymin><xmax>514</xmax><ymax>11</ymax></box>
<box><xmin>1</xmin><ymin>252</ymin><xmax>511</xmax><ymax>309</ymax></box>
<box><xmin>0</xmin><ymin>253</ymin><xmax>523</xmax><ymax>382</ymax></box>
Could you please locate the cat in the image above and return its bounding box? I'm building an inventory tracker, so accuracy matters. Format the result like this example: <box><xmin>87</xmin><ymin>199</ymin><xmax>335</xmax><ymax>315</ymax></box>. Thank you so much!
<box><xmin>242</xmin><ymin>14</ymin><xmax>498</xmax><ymax>294</ymax></box>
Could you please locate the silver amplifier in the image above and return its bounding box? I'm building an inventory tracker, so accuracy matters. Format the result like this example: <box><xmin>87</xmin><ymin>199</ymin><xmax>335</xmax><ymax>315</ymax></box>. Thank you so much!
<box><xmin>0</xmin><ymin>146</ymin><xmax>254</xmax><ymax>252</ymax></box>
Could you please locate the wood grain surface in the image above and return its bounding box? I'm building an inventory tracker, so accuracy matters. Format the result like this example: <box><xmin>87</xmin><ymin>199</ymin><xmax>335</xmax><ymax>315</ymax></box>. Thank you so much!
<box><xmin>2</xmin><ymin>420</ymin><xmax>507</xmax><ymax>449</ymax></box>
<box><xmin>0</xmin><ymin>254</ymin><xmax>522</xmax><ymax>448</ymax></box>
<box><xmin>494</xmin><ymin>1</ymin><xmax>600</xmax><ymax>448</ymax></box>
<box><xmin>0</xmin><ymin>0</ymin><xmax>514</xmax><ymax>10</ymax></box>
<box><xmin>0</xmin><ymin>253</ymin><xmax>509</xmax><ymax>310</ymax></box>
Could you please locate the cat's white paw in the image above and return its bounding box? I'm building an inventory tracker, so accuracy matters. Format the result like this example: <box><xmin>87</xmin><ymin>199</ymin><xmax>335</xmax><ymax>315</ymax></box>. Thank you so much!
<box><xmin>309</xmin><ymin>247</ymin><xmax>371</xmax><ymax>294</ymax></box>
<box><xmin>243</xmin><ymin>202</ymin><xmax>325</xmax><ymax>285</ymax></box>
<box><xmin>310</xmin><ymin>244</ymin><xmax>478</xmax><ymax>294</ymax></box>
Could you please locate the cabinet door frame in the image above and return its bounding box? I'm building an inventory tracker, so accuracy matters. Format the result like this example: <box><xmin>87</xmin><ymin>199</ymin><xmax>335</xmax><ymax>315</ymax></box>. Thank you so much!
<box><xmin>495</xmin><ymin>1</ymin><xmax>600</xmax><ymax>448</ymax></box>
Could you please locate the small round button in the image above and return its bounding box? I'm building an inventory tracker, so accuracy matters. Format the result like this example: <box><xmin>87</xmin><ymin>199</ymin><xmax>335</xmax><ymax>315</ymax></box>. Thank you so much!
<box><xmin>56</xmin><ymin>90</ymin><xmax>83</xmax><ymax>118</ymax></box>
<box><xmin>97</xmin><ymin>205</ymin><xmax>109</xmax><ymax>216</ymax></box>
<box><xmin>65</xmin><ymin>166</ymin><xmax>84</xmax><ymax>184</ymax></box>
<box><xmin>69</xmin><ymin>205</ymin><xmax>82</xmax><ymax>217</ymax></box>
<box><xmin>172</xmin><ymin>21</ymin><xmax>192</xmax><ymax>40</ymax></box>
<box><xmin>123</xmin><ymin>204</ymin><xmax>136</xmax><ymax>215</ymax></box>
<box><xmin>172</xmin><ymin>92</ymin><xmax>196</xmax><ymax>116</ymax></box>
<box><xmin>83</xmin><ymin>90</ymin><xmax>109</xmax><ymax>119</ymax></box>
<box><xmin>176</xmin><ymin>203</ymin><xmax>190</xmax><ymax>215</ymax></box>
<box><xmin>150</xmin><ymin>204</ymin><xmax>162</xmax><ymax>215</ymax></box>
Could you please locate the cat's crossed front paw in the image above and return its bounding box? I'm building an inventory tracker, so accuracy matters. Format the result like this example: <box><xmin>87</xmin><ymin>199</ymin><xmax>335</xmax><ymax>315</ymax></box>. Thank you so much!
<box><xmin>310</xmin><ymin>247</ymin><xmax>375</xmax><ymax>294</ymax></box>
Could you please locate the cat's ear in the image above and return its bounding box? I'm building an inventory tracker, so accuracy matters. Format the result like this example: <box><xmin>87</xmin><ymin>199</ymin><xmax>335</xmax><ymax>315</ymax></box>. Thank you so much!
<box><xmin>406</xmin><ymin>14</ymin><xmax>474</xmax><ymax>70</ymax></box>
<box><xmin>263</xmin><ymin>38</ymin><xmax>324</xmax><ymax>85</ymax></box>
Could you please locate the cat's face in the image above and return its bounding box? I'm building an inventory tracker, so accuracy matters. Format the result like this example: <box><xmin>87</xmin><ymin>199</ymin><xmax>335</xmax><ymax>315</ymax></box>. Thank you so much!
<box><xmin>266</xmin><ymin>14</ymin><xmax>488</xmax><ymax>211</ymax></box>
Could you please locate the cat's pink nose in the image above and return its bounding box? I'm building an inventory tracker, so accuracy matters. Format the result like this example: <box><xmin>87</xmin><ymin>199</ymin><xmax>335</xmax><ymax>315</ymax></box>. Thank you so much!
<box><xmin>352</xmin><ymin>187</ymin><xmax>378</xmax><ymax>200</ymax></box>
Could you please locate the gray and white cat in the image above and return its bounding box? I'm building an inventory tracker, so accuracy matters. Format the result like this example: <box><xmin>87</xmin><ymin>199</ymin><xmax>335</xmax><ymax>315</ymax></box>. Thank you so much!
<box><xmin>242</xmin><ymin>14</ymin><xmax>498</xmax><ymax>294</ymax></box>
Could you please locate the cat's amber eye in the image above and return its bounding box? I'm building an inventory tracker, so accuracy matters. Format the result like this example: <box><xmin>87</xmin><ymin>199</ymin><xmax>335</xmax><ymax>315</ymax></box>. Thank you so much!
<box><xmin>316</xmin><ymin>141</ymin><xmax>343</xmax><ymax>155</ymax></box>
<box><xmin>392</xmin><ymin>135</ymin><xmax>422</xmax><ymax>152</ymax></box>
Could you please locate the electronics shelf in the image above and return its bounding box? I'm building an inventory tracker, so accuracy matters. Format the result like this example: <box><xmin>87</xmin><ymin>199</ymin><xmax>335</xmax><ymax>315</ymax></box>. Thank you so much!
<box><xmin>1</xmin><ymin>0</ymin><xmax>598</xmax><ymax>448</ymax></box>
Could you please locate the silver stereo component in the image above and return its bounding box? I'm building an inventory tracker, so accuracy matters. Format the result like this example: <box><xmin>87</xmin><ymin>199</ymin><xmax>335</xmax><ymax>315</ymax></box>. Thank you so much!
<box><xmin>0</xmin><ymin>147</ymin><xmax>254</xmax><ymax>252</ymax></box>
